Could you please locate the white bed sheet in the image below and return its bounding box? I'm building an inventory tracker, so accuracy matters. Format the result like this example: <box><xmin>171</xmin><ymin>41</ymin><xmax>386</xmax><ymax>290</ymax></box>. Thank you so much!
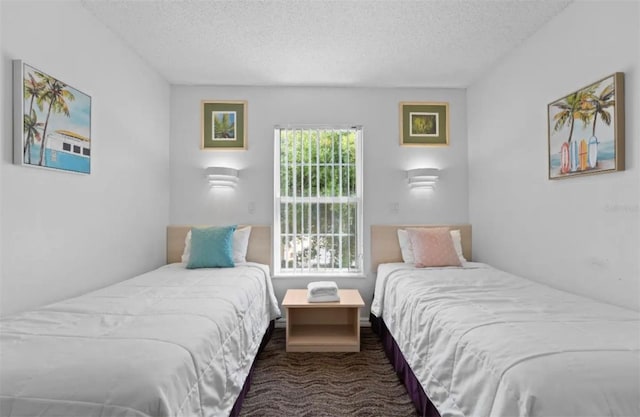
<box><xmin>0</xmin><ymin>262</ymin><xmax>281</xmax><ymax>417</ymax></box>
<box><xmin>372</xmin><ymin>263</ymin><xmax>640</xmax><ymax>417</ymax></box>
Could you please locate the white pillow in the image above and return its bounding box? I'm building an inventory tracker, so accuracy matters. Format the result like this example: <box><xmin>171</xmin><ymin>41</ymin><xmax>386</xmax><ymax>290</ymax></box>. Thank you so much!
<box><xmin>397</xmin><ymin>229</ymin><xmax>414</xmax><ymax>263</ymax></box>
<box><xmin>182</xmin><ymin>226</ymin><xmax>252</xmax><ymax>264</ymax></box>
<box><xmin>397</xmin><ymin>228</ymin><xmax>466</xmax><ymax>264</ymax></box>
<box><xmin>232</xmin><ymin>226</ymin><xmax>252</xmax><ymax>263</ymax></box>
<box><xmin>449</xmin><ymin>229</ymin><xmax>466</xmax><ymax>263</ymax></box>
<box><xmin>181</xmin><ymin>231</ymin><xmax>191</xmax><ymax>263</ymax></box>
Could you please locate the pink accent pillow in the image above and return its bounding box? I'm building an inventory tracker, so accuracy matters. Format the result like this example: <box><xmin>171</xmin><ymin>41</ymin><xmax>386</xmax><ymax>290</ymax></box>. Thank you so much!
<box><xmin>407</xmin><ymin>228</ymin><xmax>462</xmax><ymax>268</ymax></box>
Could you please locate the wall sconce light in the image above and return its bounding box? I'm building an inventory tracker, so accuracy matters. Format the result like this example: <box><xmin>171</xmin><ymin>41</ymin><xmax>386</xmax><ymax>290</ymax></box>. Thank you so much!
<box><xmin>206</xmin><ymin>167</ymin><xmax>239</xmax><ymax>188</ymax></box>
<box><xmin>407</xmin><ymin>168</ymin><xmax>439</xmax><ymax>189</ymax></box>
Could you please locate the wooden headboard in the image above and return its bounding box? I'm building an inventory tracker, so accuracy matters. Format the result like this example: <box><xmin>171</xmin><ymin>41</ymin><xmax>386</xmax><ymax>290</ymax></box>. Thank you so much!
<box><xmin>166</xmin><ymin>225</ymin><xmax>271</xmax><ymax>267</ymax></box>
<box><xmin>371</xmin><ymin>224</ymin><xmax>472</xmax><ymax>271</ymax></box>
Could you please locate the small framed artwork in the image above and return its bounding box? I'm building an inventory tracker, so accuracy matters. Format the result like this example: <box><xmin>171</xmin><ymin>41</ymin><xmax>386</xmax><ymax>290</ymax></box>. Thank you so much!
<box><xmin>399</xmin><ymin>102</ymin><xmax>449</xmax><ymax>146</ymax></box>
<box><xmin>201</xmin><ymin>100</ymin><xmax>247</xmax><ymax>150</ymax></box>
<box><xmin>13</xmin><ymin>60</ymin><xmax>92</xmax><ymax>174</ymax></box>
<box><xmin>547</xmin><ymin>72</ymin><xmax>625</xmax><ymax>180</ymax></box>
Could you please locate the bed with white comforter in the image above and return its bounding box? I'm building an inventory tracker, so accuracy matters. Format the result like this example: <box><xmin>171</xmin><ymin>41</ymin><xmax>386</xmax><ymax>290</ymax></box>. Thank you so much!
<box><xmin>0</xmin><ymin>262</ymin><xmax>280</xmax><ymax>417</ymax></box>
<box><xmin>372</xmin><ymin>262</ymin><xmax>640</xmax><ymax>417</ymax></box>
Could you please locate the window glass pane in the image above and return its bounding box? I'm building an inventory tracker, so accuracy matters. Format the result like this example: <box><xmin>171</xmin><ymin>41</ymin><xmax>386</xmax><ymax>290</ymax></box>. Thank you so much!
<box><xmin>281</xmin><ymin>235</ymin><xmax>293</xmax><ymax>269</ymax></box>
<box><xmin>339</xmin><ymin>235</ymin><xmax>357</xmax><ymax>269</ymax></box>
<box><xmin>280</xmin><ymin>203</ymin><xmax>288</xmax><ymax>233</ymax></box>
<box><xmin>276</xmin><ymin>127</ymin><xmax>361</xmax><ymax>274</ymax></box>
<box><xmin>341</xmin><ymin>203</ymin><xmax>357</xmax><ymax>234</ymax></box>
<box><xmin>281</xmin><ymin>202</ymin><xmax>356</xmax><ymax>268</ymax></box>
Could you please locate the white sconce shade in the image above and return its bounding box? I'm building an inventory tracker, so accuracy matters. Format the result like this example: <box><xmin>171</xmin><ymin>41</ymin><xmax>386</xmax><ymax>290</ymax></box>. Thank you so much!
<box><xmin>407</xmin><ymin>168</ymin><xmax>439</xmax><ymax>189</ymax></box>
<box><xmin>206</xmin><ymin>167</ymin><xmax>239</xmax><ymax>188</ymax></box>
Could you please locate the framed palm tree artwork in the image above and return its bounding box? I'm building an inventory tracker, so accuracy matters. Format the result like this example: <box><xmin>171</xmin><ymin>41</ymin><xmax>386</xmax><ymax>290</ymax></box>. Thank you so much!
<box><xmin>13</xmin><ymin>60</ymin><xmax>92</xmax><ymax>174</ymax></box>
<box><xmin>547</xmin><ymin>73</ymin><xmax>625</xmax><ymax>180</ymax></box>
<box><xmin>201</xmin><ymin>100</ymin><xmax>247</xmax><ymax>150</ymax></box>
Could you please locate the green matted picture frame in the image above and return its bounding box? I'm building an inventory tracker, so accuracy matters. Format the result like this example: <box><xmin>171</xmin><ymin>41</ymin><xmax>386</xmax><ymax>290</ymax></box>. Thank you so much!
<box><xmin>399</xmin><ymin>101</ymin><xmax>449</xmax><ymax>146</ymax></box>
<box><xmin>201</xmin><ymin>100</ymin><xmax>247</xmax><ymax>150</ymax></box>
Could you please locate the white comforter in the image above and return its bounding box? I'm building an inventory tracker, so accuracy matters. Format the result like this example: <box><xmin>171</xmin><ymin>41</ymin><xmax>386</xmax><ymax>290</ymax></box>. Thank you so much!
<box><xmin>372</xmin><ymin>263</ymin><xmax>640</xmax><ymax>417</ymax></box>
<box><xmin>0</xmin><ymin>263</ymin><xmax>281</xmax><ymax>417</ymax></box>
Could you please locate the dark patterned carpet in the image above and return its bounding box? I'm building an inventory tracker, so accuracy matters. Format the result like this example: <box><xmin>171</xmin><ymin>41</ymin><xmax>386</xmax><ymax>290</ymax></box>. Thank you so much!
<box><xmin>239</xmin><ymin>328</ymin><xmax>418</xmax><ymax>417</ymax></box>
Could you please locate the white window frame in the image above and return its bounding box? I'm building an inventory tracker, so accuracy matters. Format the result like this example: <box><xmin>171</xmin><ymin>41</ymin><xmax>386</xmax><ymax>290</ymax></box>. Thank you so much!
<box><xmin>273</xmin><ymin>125</ymin><xmax>363</xmax><ymax>277</ymax></box>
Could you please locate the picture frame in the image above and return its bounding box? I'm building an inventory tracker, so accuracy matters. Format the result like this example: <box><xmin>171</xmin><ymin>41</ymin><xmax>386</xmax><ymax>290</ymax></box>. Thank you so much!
<box><xmin>13</xmin><ymin>60</ymin><xmax>92</xmax><ymax>174</ymax></box>
<box><xmin>399</xmin><ymin>102</ymin><xmax>449</xmax><ymax>146</ymax></box>
<box><xmin>547</xmin><ymin>72</ymin><xmax>625</xmax><ymax>180</ymax></box>
<box><xmin>201</xmin><ymin>100</ymin><xmax>247</xmax><ymax>150</ymax></box>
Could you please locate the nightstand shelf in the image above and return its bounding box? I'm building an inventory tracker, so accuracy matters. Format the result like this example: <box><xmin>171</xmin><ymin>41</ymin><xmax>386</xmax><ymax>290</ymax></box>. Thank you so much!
<box><xmin>282</xmin><ymin>289</ymin><xmax>365</xmax><ymax>352</ymax></box>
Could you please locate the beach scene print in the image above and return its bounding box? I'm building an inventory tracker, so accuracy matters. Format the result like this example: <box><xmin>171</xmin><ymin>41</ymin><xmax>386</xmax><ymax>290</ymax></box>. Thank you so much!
<box><xmin>21</xmin><ymin>63</ymin><xmax>91</xmax><ymax>174</ymax></box>
<box><xmin>548</xmin><ymin>74</ymin><xmax>619</xmax><ymax>179</ymax></box>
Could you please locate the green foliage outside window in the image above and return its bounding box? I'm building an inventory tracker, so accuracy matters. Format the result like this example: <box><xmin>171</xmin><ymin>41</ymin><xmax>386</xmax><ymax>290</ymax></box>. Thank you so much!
<box><xmin>280</xmin><ymin>130</ymin><xmax>356</xmax><ymax>197</ymax></box>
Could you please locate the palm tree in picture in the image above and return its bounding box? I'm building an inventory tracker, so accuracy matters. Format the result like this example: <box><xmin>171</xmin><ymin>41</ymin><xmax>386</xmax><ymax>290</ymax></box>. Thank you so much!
<box><xmin>214</xmin><ymin>113</ymin><xmax>234</xmax><ymax>139</ymax></box>
<box><xmin>23</xmin><ymin>73</ymin><xmax>45</xmax><ymax>163</ymax></box>
<box><xmin>551</xmin><ymin>87</ymin><xmax>594</xmax><ymax>144</ymax></box>
<box><xmin>23</xmin><ymin>110</ymin><xmax>44</xmax><ymax>162</ymax></box>
<box><xmin>587</xmin><ymin>82</ymin><xmax>615</xmax><ymax>137</ymax></box>
<box><xmin>36</xmin><ymin>74</ymin><xmax>75</xmax><ymax>166</ymax></box>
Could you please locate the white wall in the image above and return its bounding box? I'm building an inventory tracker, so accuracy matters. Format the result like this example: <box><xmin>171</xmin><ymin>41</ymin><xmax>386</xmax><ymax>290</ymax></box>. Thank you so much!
<box><xmin>468</xmin><ymin>1</ymin><xmax>639</xmax><ymax>310</ymax></box>
<box><xmin>0</xmin><ymin>2</ymin><xmax>4</xmax><ymax>314</ymax></box>
<box><xmin>171</xmin><ymin>86</ymin><xmax>469</xmax><ymax>316</ymax></box>
<box><xmin>0</xmin><ymin>1</ymin><xmax>171</xmax><ymax>315</ymax></box>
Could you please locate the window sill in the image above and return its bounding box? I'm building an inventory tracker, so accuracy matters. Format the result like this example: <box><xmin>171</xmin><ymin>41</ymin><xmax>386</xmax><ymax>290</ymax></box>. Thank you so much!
<box><xmin>273</xmin><ymin>273</ymin><xmax>367</xmax><ymax>279</ymax></box>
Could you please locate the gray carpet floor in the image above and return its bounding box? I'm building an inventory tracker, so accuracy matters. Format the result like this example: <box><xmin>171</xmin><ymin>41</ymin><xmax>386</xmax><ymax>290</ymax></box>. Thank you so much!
<box><xmin>239</xmin><ymin>328</ymin><xmax>418</xmax><ymax>417</ymax></box>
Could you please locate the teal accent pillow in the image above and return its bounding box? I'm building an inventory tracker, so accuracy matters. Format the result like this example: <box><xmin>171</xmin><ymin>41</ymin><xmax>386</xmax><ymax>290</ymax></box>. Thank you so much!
<box><xmin>186</xmin><ymin>225</ymin><xmax>237</xmax><ymax>269</ymax></box>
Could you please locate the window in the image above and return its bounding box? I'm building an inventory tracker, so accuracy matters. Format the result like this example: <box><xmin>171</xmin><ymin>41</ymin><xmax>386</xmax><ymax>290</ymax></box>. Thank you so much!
<box><xmin>274</xmin><ymin>126</ymin><xmax>363</xmax><ymax>276</ymax></box>
<box><xmin>62</xmin><ymin>143</ymin><xmax>71</xmax><ymax>152</ymax></box>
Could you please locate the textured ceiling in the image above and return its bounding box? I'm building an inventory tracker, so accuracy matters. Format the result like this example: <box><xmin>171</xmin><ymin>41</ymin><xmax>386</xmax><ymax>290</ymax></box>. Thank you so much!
<box><xmin>81</xmin><ymin>0</ymin><xmax>572</xmax><ymax>87</ymax></box>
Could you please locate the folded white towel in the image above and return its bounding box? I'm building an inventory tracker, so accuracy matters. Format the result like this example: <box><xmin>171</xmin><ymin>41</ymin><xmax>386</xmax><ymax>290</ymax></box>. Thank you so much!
<box><xmin>307</xmin><ymin>293</ymin><xmax>340</xmax><ymax>303</ymax></box>
<box><xmin>307</xmin><ymin>281</ymin><xmax>339</xmax><ymax>303</ymax></box>
<box><xmin>307</xmin><ymin>281</ymin><xmax>338</xmax><ymax>296</ymax></box>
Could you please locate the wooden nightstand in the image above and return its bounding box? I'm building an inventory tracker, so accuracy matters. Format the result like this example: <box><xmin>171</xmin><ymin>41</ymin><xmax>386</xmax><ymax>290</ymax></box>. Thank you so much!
<box><xmin>282</xmin><ymin>289</ymin><xmax>365</xmax><ymax>352</ymax></box>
